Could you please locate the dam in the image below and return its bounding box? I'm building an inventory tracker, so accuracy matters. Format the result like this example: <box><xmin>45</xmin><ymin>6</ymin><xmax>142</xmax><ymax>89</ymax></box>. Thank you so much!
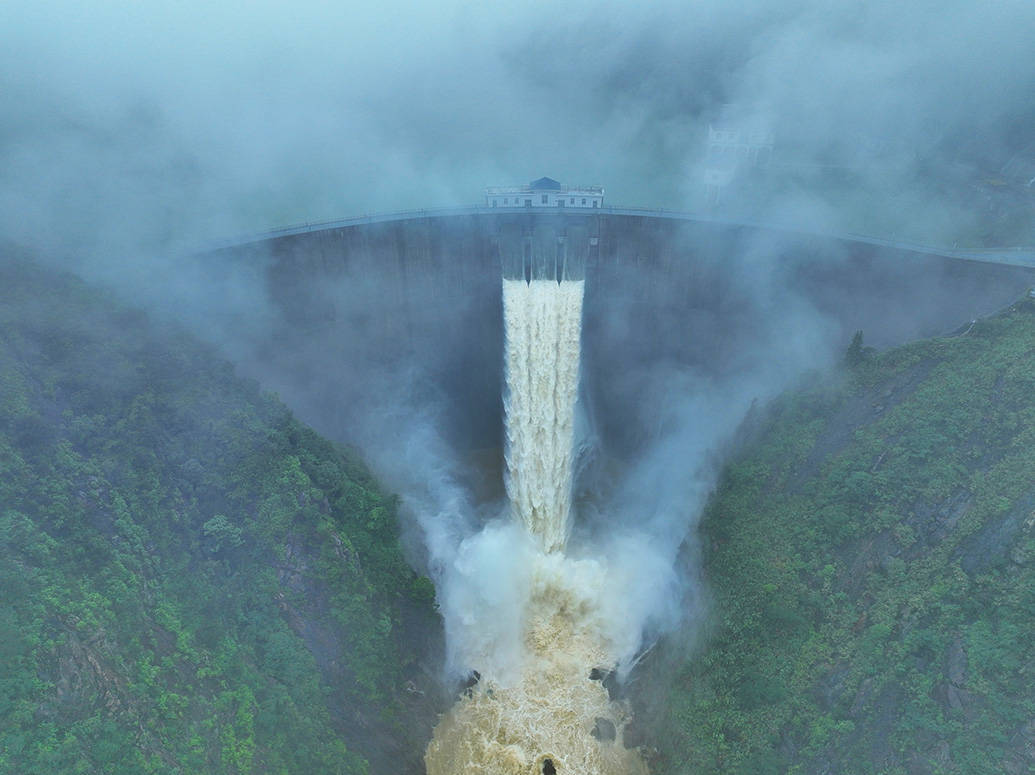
<box><xmin>201</xmin><ymin>206</ymin><xmax>1035</xmax><ymax>459</ymax></box>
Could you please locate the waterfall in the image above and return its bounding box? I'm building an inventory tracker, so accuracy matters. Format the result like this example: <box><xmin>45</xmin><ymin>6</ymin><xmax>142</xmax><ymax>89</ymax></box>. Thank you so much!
<box><xmin>502</xmin><ymin>278</ymin><xmax>584</xmax><ymax>553</ymax></box>
<box><xmin>425</xmin><ymin>275</ymin><xmax>648</xmax><ymax>775</ymax></box>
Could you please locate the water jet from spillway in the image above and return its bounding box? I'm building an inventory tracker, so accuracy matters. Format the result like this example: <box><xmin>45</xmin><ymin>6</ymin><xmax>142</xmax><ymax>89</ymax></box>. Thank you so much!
<box><xmin>424</xmin><ymin>278</ymin><xmax>648</xmax><ymax>775</ymax></box>
<box><xmin>502</xmin><ymin>279</ymin><xmax>583</xmax><ymax>554</ymax></box>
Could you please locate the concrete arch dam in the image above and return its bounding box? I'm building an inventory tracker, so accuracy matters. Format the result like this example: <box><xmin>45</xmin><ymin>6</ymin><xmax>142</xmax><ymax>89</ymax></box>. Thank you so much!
<box><xmin>203</xmin><ymin>210</ymin><xmax>1035</xmax><ymax>464</ymax></box>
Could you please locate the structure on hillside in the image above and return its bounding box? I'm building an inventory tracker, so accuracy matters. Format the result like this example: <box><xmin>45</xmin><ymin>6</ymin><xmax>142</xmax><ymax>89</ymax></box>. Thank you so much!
<box><xmin>485</xmin><ymin>177</ymin><xmax>604</xmax><ymax>209</ymax></box>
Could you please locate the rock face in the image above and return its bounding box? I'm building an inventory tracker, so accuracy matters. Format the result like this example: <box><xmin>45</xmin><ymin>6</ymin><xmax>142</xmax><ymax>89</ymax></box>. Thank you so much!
<box><xmin>1004</xmin><ymin>719</ymin><xmax>1035</xmax><ymax>775</ymax></box>
<box><xmin>593</xmin><ymin>717</ymin><xmax>617</xmax><ymax>742</ymax></box>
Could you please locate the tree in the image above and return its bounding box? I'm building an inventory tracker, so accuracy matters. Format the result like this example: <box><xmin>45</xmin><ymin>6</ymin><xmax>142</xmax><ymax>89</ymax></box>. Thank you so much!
<box><xmin>844</xmin><ymin>330</ymin><xmax>874</xmax><ymax>367</ymax></box>
<box><xmin>202</xmin><ymin>514</ymin><xmax>244</xmax><ymax>552</ymax></box>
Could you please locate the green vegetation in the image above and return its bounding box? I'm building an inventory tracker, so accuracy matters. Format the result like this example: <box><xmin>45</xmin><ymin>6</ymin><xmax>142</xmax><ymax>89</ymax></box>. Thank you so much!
<box><xmin>651</xmin><ymin>300</ymin><xmax>1035</xmax><ymax>773</ymax></box>
<box><xmin>10</xmin><ymin>243</ymin><xmax>1035</xmax><ymax>775</ymax></box>
<box><xmin>0</xmin><ymin>253</ymin><xmax>437</xmax><ymax>774</ymax></box>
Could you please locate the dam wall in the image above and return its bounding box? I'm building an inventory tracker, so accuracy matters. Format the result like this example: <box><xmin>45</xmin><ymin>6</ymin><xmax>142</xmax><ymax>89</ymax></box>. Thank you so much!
<box><xmin>204</xmin><ymin>212</ymin><xmax>1035</xmax><ymax>459</ymax></box>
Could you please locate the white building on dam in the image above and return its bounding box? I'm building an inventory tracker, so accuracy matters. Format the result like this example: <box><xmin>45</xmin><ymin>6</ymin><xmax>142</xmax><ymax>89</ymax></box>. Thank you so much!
<box><xmin>485</xmin><ymin>177</ymin><xmax>604</xmax><ymax>209</ymax></box>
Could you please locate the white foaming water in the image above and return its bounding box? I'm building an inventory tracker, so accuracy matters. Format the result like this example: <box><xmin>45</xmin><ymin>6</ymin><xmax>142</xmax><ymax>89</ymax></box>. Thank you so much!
<box><xmin>502</xmin><ymin>279</ymin><xmax>584</xmax><ymax>553</ymax></box>
<box><xmin>425</xmin><ymin>278</ymin><xmax>649</xmax><ymax>775</ymax></box>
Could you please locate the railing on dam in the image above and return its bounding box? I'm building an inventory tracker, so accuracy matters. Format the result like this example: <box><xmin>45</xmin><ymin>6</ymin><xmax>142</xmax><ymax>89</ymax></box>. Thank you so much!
<box><xmin>203</xmin><ymin>204</ymin><xmax>1035</xmax><ymax>269</ymax></box>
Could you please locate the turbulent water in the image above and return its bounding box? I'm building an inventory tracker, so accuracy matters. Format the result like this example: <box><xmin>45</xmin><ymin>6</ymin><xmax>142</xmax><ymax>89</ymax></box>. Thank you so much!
<box><xmin>425</xmin><ymin>279</ymin><xmax>648</xmax><ymax>775</ymax></box>
<box><xmin>502</xmin><ymin>279</ymin><xmax>584</xmax><ymax>554</ymax></box>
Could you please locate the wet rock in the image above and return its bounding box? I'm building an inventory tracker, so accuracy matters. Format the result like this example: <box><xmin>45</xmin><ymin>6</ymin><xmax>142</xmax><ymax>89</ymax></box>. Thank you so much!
<box><xmin>932</xmin><ymin>638</ymin><xmax>974</xmax><ymax>719</ymax></box>
<box><xmin>404</xmin><ymin>680</ymin><xmax>424</xmax><ymax>697</ymax></box>
<box><xmin>623</xmin><ymin>719</ymin><xmax>647</xmax><ymax>749</ymax></box>
<box><xmin>1010</xmin><ymin>541</ymin><xmax>1033</xmax><ymax>565</ymax></box>
<box><xmin>907</xmin><ymin>738</ymin><xmax>952</xmax><ymax>775</ymax></box>
<box><xmin>932</xmin><ymin>739</ymin><xmax>952</xmax><ymax>768</ymax></box>
<box><xmin>946</xmin><ymin>683</ymin><xmax>972</xmax><ymax>712</ymax></box>
<box><xmin>867</xmin><ymin>682</ymin><xmax>906</xmax><ymax>772</ymax></box>
<box><xmin>591</xmin><ymin>717</ymin><xmax>616</xmax><ymax>742</ymax></box>
<box><xmin>589</xmin><ymin>667</ymin><xmax>620</xmax><ymax>700</ymax></box>
<box><xmin>814</xmin><ymin>662</ymin><xmax>850</xmax><ymax>711</ymax></box>
<box><xmin>1003</xmin><ymin>718</ymin><xmax>1035</xmax><ymax>775</ymax></box>
<box><xmin>947</xmin><ymin>638</ymin><xmax>968</xmax><ymax>686</ymax></box>
<box><xmin>778</xmin><ymin>728</ymin><xmax>799</xmax><ymax>761</ymax></box>
<box><xmin>907</xmin><ymin>490</ymin><xmax>971</xmax><ymax>556</ymax></box>
<box><xmin>460</xmin><ymin>670</ymin><xmax>480</xmax><ymax>697</ymax></box>
<box><xmin>849</xmin><ymin>677</ymin><xmax>874</xmax><ymax>717</ymax></box>
<box><xmin>958</xmin><ymin>495</ymin><xmax>1034</xmax><ymax>575</ymax></box>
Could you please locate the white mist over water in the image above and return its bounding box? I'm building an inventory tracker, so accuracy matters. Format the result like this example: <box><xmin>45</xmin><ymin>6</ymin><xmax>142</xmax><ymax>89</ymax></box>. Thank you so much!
<box><xmin>425</xmin><ymin>279</ymin><xmax>648</xmax><ymax>775</ymax></box>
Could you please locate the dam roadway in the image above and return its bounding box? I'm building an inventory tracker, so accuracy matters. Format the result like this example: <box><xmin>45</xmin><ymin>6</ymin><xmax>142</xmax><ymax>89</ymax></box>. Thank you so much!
<box><xmin>204</xmin><ymin>204</ymin><xmax>1035</xmax><ymax>269</ymax></box>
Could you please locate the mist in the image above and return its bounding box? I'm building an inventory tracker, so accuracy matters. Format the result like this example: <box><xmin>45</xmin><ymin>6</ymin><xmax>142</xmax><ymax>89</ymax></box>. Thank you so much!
<box><xmin>3</xmin><ymin>0</ymin><xmax>1035</xmax><ymax>769</ymax></box>
<box><xmin>3</xmin><ymin>0</ymin><xmax>1034</xmax><ymax>265</ymax></box>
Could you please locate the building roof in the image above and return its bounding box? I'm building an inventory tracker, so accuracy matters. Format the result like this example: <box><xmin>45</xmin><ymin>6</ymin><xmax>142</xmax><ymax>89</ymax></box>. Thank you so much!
<box><xmin>529</xmin><ymin>177</ymin><xmax>562</xmax><ymax>190</ymax></box>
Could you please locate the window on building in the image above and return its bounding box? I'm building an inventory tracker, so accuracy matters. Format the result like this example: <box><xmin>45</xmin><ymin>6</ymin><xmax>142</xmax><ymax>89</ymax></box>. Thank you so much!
<box><xmin>570</xmin><ymin>197</ymin><xmax>575</xmax><ymax>204</ymax></box>
<box><xmin>492</xmin><ymin>199</ymin><xmax>498</xmax><ymax>207</ymax></box>
<box><xmin>582</xmin><ymin>198</ymin><xmax>587</xmax><ymax>205</ymax></box>
<box><xmin>541</xmin><ymin>194</ymin><xmax>548</xmax><ymax>204</ymax></box>
<box><xmin>557</xmin><ymin>199</ymin><xmax>564</xmax><ymax>206</ymax></box>
<box><xmin>592</xmin><ymin>200</ymin><xmax>598</xmax><ymax>207</ymax></box>
<box><xmin>525</xmin><ymin>199</ymin><xmax>532</xmax><ymax>207</ymax></box>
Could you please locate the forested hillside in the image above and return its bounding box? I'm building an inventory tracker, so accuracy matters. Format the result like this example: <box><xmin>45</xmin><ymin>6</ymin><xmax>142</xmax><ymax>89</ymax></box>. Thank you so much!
<box><xmin>0</xmin><ymin>251</ymin><xmax>439</xmax><ymax>774</ymax></box>
<box><xmin>651</xmin><ymin>299</ymin><xmax>1035</xmax><ymax>774</ymax></box>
